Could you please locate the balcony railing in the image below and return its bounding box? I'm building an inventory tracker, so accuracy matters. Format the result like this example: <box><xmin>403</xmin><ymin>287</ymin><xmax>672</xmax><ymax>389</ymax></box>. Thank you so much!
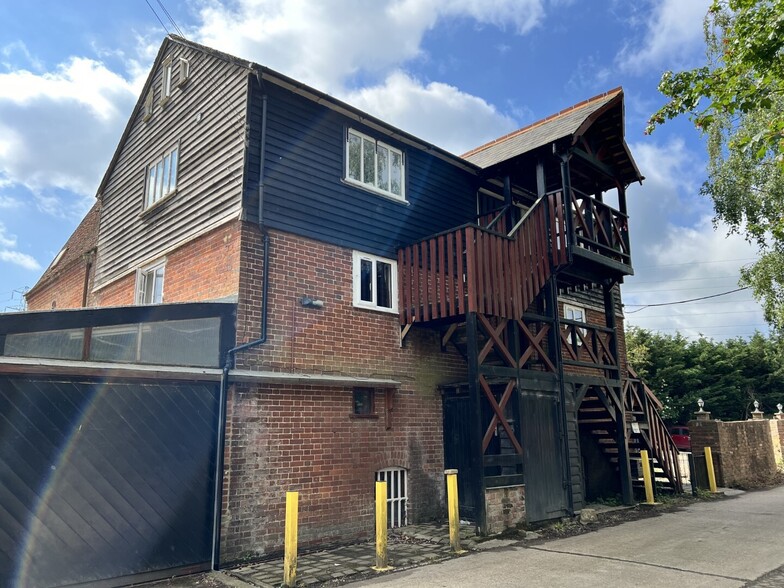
<box><xmin>570</xmin><ymin>187</ymin><xmax>631</xmax><ymax>267</ymax></box>
<box><xmin>398</xmin><ymin>192</ymin><xmax>569</xmax><ymax>325</ymax></box>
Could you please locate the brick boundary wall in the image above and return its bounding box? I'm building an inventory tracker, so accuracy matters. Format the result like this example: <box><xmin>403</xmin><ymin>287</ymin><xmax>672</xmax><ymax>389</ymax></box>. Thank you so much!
<box><xmin>689</xmin><ymin>417</ymin><xmax>783</xmax><ymax>488</ymax></box>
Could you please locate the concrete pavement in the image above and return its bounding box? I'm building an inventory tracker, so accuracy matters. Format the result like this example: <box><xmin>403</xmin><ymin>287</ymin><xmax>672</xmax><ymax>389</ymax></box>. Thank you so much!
<box><xmin>355</xmin><ymin>485</ymin><xmax>784</xmax><ymax>587</ymax></box>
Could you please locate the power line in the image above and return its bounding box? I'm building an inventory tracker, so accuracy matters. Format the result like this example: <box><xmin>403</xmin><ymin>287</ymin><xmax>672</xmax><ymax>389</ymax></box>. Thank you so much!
<box><xmin>624</xmin><ymin>287</ymin><xmax>750</xmax><ymax>312</ymax></box>
<box><xmin>144</xmin><ymin>0</ymin><xmax>170</xmax><ymax>34</ymax></box>
<box><xmin>634</xmin><ymin>257</ymin><xmax>757</xmax><ymax>270</ymax></box>
<box><xmin>626</xmin><ymin>274</ymin><xmax>742</xmax><ymax>285</ymax></box>
<box><xmin>625</xmin><ymin>284</ymin><xmax>746</xmax><ymax>294</ymax></box>
<box><xmin>156</xmin><ymin>0</ymin><xmax>185</xmax><ymax>37</ymax></box>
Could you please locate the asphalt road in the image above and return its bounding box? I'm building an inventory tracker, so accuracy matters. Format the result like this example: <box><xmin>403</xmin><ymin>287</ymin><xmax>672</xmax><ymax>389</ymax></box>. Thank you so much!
<box><xmin>355</xmin><ymin>485</ymin><xmax>784</xmax><ymax>588</ymax></box>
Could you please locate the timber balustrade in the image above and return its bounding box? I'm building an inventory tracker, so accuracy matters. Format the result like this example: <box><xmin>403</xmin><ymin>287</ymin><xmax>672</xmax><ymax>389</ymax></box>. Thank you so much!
<box><xmin>569</xmin><ymin>187</ymin><xmax>631</xmax><ymax>266</ymax></box>
<box><xmin>397</xmin><ymin>192</ymin><xmax>569</xmax><ymax>325</ymax></box>
<box><xmin>559</xmin><ymin>319</ymin><xmax>618</xmax><ymax>371</ymax></box>
<box><xmin>624</xmin><ymin>368</ymin><xmax>683</xmax><ymax>493</ymax></box>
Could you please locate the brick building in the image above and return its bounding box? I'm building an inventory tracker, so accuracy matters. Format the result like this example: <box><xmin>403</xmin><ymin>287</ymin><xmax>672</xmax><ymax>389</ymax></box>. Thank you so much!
<box><xmin>22</xmin><ymin>35</ymin><xmax>681</xmax><ymax>570</ymax></box>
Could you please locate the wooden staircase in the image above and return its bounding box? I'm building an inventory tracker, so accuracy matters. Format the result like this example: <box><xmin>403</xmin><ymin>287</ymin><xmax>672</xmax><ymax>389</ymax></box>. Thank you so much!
<box><xmin>578</xmin><ymin>376</ymin><xmax>683</xmax><ymax>495</ymax></box>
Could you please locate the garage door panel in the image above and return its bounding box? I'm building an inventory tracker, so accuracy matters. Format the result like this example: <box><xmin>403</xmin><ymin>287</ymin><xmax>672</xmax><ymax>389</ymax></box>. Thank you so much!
<box><xmin>0</xmin><ymin>377</ymin><xmax>219</xmax><ymax>587</ymax></box>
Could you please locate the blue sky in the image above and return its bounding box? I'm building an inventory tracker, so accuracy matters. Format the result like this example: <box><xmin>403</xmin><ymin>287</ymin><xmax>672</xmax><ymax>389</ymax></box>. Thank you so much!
<box><xmin>0</xmin><ymin>0</ymin><xmax>769</xmax><ymax>339</ymax></box>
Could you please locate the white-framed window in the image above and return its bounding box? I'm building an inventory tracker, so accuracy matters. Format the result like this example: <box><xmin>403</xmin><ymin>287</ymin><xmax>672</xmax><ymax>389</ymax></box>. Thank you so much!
<box><xmin>346</xmin><ymin>128</ymin><xmax>405</xmax><ymax>201</ymax></box>
<box><xmin>145</xmin><ymin>145</ymin><xmax>179</xmax><ymax>208</ymax></box>
<box><xmin>564</xmin><ymin>303</ymin><xmax>587</xmax><ymax>346</ymax></box>
<box><xmin>162</xmin><ymin>58</ymin><xmax>174</xmax><ymax>102</ymax></box>
<box><xmin>352</xmin><ymin>251</ymin><xmax>397</xmax><ymax>313</ymax></box>
<box><xmin>136</xmin><ymin>262</ymin><xmax>165</xmax><ymax>305</ymax></box>
<box><xmin>564</xmin><ymin>304</ymin><xmax>586</xmax><ymax>323</ymax></box>
<box><xmin>176</xmin><ymin>57</ymin><xmax>189</xmax><ymax>87</ymax></box>
<box><xmin>375</xmin><ymin>467</ymin><xmax>407</xmax><ymax>528</ymax></box>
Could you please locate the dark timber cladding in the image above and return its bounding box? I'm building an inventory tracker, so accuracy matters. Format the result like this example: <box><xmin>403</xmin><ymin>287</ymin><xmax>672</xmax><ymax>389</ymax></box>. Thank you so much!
<box><xmin>94</xmin><ymin>40</ymin><xmax>247</xmax><ymax>289</ymax></box>
<box><xmin>258</xmin><ymin>82</ymin><xmax>480</xmax><ymax>259</ymax></box>
<box><xmin>0</xmin><ymin>376</ymin><xmax>220</xmax><ymax>587</ymax></box>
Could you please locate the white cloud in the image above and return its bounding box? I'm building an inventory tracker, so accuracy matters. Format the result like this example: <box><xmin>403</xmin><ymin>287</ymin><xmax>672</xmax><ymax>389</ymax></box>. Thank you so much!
<box><xmin>0</xmin><ymin>223</ymin><xmax>40</xmax><ymax>271</ymax></box>
<box><xmin>341</xmin><ymin>71</ymin><xmax>518</xmax><ymax>154</ymax></box>
<box><xmin>0</xmin><ymin>57</ymin><xmax>137</xmax><ymax>211</ymax></box>
<box><xmin>622</xmin><ymin>140</ymin><xmax>766</xmax><ymax>340</ymax></box>
<box><xmin>617</xmin><ymin>0</ymin><xmax>712</xmax><ymax>74</ymax></box>
<box><xmin>193</xmin><ymin>0</ymin><xmax>546</xmax><ymax>93</ymax></box>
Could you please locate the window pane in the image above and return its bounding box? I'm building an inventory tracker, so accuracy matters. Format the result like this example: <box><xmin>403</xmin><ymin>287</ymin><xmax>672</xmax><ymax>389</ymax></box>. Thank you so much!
<box><xmin>360</xmin><ymin>258</ymin><xmax>373</xmax><ymax>302</ymax></box>
<box><xmin>348</xmin><ymin>133</ymin><xmax>361</xmax><ymax>181</ymax></box>
<box><xmin>377</xmin><ymin>145</ymin><xmax>389</xmax><ymax>192</ymax></box>
<box><xmin>152</xmin><ymin>267</ymin><xmax>165</xmax><ymax>303</ymax></box>
<box><xmin>155</xmin><ymin>161</ymin><xmax>164</xmax><ymax>202</ymax></box>
<box><xmin>362</xmin><ymin>137</ymin><xmax>375</xmax><ymax>185</ymax></box>
<box><xmin>376</xmin><ymin>261</ymin><xmax>392</xmax><ymax>308</ymax></box>
<box><xmin>353</xmin><ymin>388</ymin><xmax>374</xmax><ymax>415</ymax></box>
<box><xmin>170</xmin><ymin>148</ymin><xmax>178</xmax><ymax>190</ymax></box>
<box><xmin>146</xmin><ymin>166</ymin><xmax>156</xmax><ymax>207</ymax></box>
<box><xmin>162</xmin><ymin>154</ymin><xmax>171</xmax><ymax>195</ymax></box>
<box><xmin>390</xmin><ymin>151</ymin><xmax>402</xmax><ymax>196</ymax></box>
<box><xmin>143</xmin><ymin>271</ymin><xmax>154</xmax><ymax>304</ymax></box>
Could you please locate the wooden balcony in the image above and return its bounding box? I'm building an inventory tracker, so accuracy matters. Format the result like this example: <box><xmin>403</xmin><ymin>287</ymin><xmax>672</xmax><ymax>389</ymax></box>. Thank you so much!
<box><xmin>397</xmin><ymin>190</ymin><xmax>633</xmax><ymax>326</ymax></box>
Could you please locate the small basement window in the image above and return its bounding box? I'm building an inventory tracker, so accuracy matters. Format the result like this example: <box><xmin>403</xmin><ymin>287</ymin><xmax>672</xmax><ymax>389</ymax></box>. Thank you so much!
<box><xmin>376</xmin><ymin>467</ymin><xmax>407</xmax><ymax>528</ymax></box>
<box><xmin>353</xmin><ymin>388</ymin><xmax>375</xmax><ymax>416</ymax></box>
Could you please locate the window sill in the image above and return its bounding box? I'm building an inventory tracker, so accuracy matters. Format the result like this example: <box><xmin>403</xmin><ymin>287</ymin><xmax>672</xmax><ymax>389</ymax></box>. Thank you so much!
<box><xmin>353</xmin><ymin>302</ymin><xmax>399</xmax><ymax>315</ymax></box>
<box><xmin>139</xmin><ymin>189</ymin><xmax>178</xmax><ymax>220</ymax></box>
<box><xmin>349</xmin><ymin>413</ymin><xmax>379</xmax><ymax>420</ymax></box>
<box><xmin>341</xmin><ymin>178</ymin><xmax>409</xmax><ymax>205</ymax></box>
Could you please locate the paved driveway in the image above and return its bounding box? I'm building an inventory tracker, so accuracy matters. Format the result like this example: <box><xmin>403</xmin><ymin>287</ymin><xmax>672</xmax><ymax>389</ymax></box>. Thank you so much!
<box><xmin>356</xmin><ymin>485</ymin><xmax>784</xmax><ymax>587</ymax></box>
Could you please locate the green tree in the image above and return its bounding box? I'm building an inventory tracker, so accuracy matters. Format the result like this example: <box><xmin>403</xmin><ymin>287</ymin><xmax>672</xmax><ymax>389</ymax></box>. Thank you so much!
<box><xmin>626</xmin><ymin>327</ymin><xmax>784</xmax><ymax>423</ymax></box>
<box><xmin>646</xmin><ymin>0</ymin><xmax>784</xmax><ymax>328</ymax></box>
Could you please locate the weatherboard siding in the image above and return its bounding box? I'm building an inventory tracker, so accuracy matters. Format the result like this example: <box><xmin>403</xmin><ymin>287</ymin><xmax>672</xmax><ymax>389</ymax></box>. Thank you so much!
<box><xmin>94</xmin><ymin>42</ymin><xmax>248</xmax><ymax>290</ymax></box>
<box><xmin>256</xmin><ymin>83</ymin><xmax>479</xmax><ymax>258</ymax></box>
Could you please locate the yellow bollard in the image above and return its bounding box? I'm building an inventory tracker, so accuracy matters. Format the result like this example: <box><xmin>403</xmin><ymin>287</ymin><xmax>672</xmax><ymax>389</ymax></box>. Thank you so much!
<box><xmin>372</xmin><ymin>481</ymin><xmax>392</xmax><ymax>571</ymax></box>
<box><xmin>283</xmin><ymin>491</ymin><xmax>298</xmax><ymax>587</ymax></box>
<box><xmin>444</xmin><ymin>469</ymin><xmax>465</xmax><ymax>554</ymax></box>
<box><xmin>705</xmin><ymin>446</ymin><xmax>718</xmax><ymax>493</ymax></box>
<box><xmin>640</xmin><ymin>450</ymin><xmax>655</xmax><ymax>505</ymax></box>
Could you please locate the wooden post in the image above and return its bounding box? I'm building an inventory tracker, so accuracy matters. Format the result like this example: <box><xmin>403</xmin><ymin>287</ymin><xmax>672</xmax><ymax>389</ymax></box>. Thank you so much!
<box><xmin>283</xmin><ymin>491</ymin><xmax>298</xmax><ymax>587</ymax></box>
<box><xmin>705</xmin><ymin>447</ymin><xmax>718</xmax><ymax>493</ymax></box>
<box><xmin>640</xmin><ymin>450</ymin><xmax>655</xmax><ymax>504</ymax></box>
<box><xmin>372</xmin><ymin>481</ymin><xmax>391</xmax><ymax>571</ymax></box>
<box><xmin>445</xmin><ymin>469</ymin><xmax>465</xmax><ymax>554</ymax></box>
<box><xmin>466</xmin><ymin>312</ymin><xmax>487</xmax><ymax>533</ymax></box>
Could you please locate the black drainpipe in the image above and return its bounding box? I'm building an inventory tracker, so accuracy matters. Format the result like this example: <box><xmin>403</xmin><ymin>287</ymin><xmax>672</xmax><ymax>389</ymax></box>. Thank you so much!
<box><xmin>211</xmin><ymin>85</ymin><xmax>269</xmax><ymax>570</ymax></box>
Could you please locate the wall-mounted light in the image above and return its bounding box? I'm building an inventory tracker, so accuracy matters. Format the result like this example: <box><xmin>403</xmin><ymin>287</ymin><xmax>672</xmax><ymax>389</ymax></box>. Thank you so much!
<box><xmin>300</xmin><ymin>296</ymin><xmax>325</xmax><ymax>309</ymax></box>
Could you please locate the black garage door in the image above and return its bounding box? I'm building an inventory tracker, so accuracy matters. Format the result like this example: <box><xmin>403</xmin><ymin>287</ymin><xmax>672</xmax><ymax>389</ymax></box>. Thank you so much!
<box><xmin>0</xmin><ymin>376</ymin><xmax>220</xmax><ymax>587</ymax></box>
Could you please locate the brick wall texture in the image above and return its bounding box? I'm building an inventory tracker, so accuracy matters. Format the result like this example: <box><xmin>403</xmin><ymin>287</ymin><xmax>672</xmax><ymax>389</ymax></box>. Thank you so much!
<box><xmin>485</xmin><ymin>485</ymin><xmax>526</xmax><ymax>535</ymax></box>
<box><xmin>220</xmin><ymin>225</ymin><xmax>467</xmax><ymax>563</ymax></box>
<box><xmin>26</xmin><ymin>260</ymin><xmax>90</xmax><ymax>311</ymax></box>
<box><xmin>91</xmin><ymin>222</ymin><xmax>242</xmax><ymax>307</ymax></box>
<box><xmin>689</xmin><ymin>417</ymin><xmax>783</xmax><ymax>488</ymax></box>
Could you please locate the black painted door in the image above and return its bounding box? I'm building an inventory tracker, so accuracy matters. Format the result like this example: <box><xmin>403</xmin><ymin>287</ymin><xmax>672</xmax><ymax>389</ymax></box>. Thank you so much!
<box><xmin>519</xmin><ymin>388</ymin><xmax>569</xmax><ymax>522</ymax></box>
<box><xmin>0</xmin><ymin>376</ymin><xmax>219</xmax><ymax>587</ymax></box>
<box><xmin>442</xmin><ymin>388</ymin><xmax>479</xmax><ymax>521</ymax></box>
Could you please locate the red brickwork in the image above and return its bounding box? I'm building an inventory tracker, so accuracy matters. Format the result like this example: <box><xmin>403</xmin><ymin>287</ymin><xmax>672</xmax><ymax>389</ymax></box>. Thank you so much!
<box><xmin>220</xmin><ymin>225</ymin><xmax>467</xmax><ymax>562</ymax></box>
<box><xmin>26</xmin><ymin>261</ymin><xmax>90</xmax><ymax>311</ymax></box>
<box><xmin>689</xmin><ymin>417</ymin><xmax>782</xmax><ymax>488</ymax></box>
<box><xmin>92</xmin><ymin>222</ymin><xmax>242</xmax><ymax>307</ymax></box>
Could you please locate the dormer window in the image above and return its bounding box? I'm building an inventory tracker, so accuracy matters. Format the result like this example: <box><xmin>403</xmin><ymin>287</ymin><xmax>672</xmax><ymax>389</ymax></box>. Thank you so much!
<box><xmin>346</xmin><ymin>128</ymin><xmax>405</xmax><ymax>201</ymax></box>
